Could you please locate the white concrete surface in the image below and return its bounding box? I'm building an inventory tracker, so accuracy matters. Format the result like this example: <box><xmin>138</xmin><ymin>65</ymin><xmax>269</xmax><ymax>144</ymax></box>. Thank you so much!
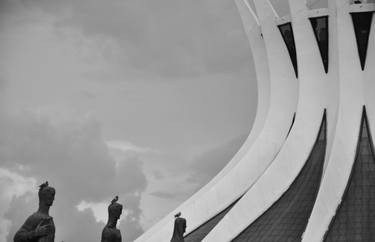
<box><xmin>136</xmin><ymin>0</ymin><xmax>375</xmax><ymax>241</ymax></box>
<box><xmin>204</xmin><ymin>0</ymin><xmax>331</xmax><ymax>240</ymax></box>
<box><xmin>302</xmin><ymin>1</ymin><xmax>370</xmax><ymax>241</ymax></box>
<box><xmin>135</xmin><ymin>0</ymin><xmax>298</xmax><ymax>240</ymax></box>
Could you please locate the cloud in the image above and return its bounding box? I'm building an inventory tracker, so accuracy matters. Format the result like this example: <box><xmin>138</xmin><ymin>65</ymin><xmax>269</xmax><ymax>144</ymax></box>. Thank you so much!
<box><xmin>107</xmin><ymin>140</ymin><xmax>157</xmax><ymax>154</ymax></box>
<box><xmin>0</xmin><ymin>169</ymin><xmax>36</xmax><ymax>241</ymax></box>
<box><xmin>0</xmin><ymin>0</ymin><xmax>328</xmax><ymax>82</ymax></box>
<box><xmin>0</xmin><ymin>110</ymin><xmax>147</xmax><ymax>242</ymax></box>
<box><xmin>150</xmin><ymin>191</ymin><xmax>179</xmax><ymax>200</ymax></box>
<box><xmin>151</xmin><ymin>170</ymin><xmax>165</xmax><ymax>180</ymax></box>
<box><xmin>145</xmin><ymin>134</ymin><xmax>247</xmax><ymax>205</ymax></box>
<box><xmin>0</xmin><ymin>0</ymin><xmax>251</xmax><ymax>79</ymax></box>
<box><xmin>77</xmin><ymin>200</ymin><xmax>108</xmax><ymax>223</ymax></box>
<box><xmin>138</xmin><ymin>134</ymin><xmax>249</xmax><ymax>230</ymax></box>
<box><xmin>0</xmin><ymin>0</ymin><xmax>259</xmax><ymax>239</ymax></box>
<box><xmin>118</xmin><ymin>192</ymin><xmax>145</xmax><ymax>241</ymax></box>
<box><xmin>187</xmin><ymin>134</ymin><xmax>248</xmax><ymax>186</ymax></box>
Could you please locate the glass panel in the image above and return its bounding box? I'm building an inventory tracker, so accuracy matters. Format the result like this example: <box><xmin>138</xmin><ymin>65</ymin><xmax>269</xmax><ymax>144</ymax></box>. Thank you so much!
<box><xmin>324</xmin><ymin>108</ymin><xmax>375</xmax><ymax>241</ymax></box>
<box><xmin>278</xmin><ymin>23</ymin><xmax>298</xmax><ymax>78</ymax></box>
<box><xmin>184</xmin><ymin>198</ymin><xmax>241</xmax><ymax>241</ymax></box>
<box><xmin>233</xmin><ymin>113</ymin><xmax>327</xmax><ymax>242</ymax></box>
<box><xmin>310</xmin><ymin>16</ymin><xmax>329</xmax><ymax>73</ymax></box>
<box><xmin>351</xmin><ymin>12</ymin><xmax>373</xmax><ymax>70</ymax></box>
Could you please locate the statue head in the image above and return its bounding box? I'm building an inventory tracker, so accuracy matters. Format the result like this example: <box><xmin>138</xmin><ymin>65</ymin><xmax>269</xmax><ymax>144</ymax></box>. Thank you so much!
<box><xmin>174</xmin><ymin>212</ymin><xmax>181</xmax><ymax>218</ymax></box>
<box><xmin>38</xmin><ymin>181</ymin><xmax>55</xmax><ymax>207</ymax></box>
<box><xmin>108</xmin><ymin>196</ymin><xmax>123</xmax><ymax>220</ymax></box>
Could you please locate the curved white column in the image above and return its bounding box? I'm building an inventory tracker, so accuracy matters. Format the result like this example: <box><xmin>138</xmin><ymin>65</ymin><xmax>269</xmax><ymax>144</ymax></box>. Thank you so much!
<box><xmin>135</xmin><ymin>0</ymin><xmax>298</xmax><ymax>240</ymax></box>
<box><xmin>302</xmin><ymin>1</ymin><xmax>367</xmax><ymax>241</ymax></box>
<box><xmin>204</xmin><ymin>0</ymin><xmax>331</xmax><ymax>240</ymax></box>
<box><xmin>134</xmin><ymin>2</ymin><xmax>272</xmax><ymax>242</ymax></box>
<box><xmin>323</xmin><ymin>0</ymin><xmax>340</xmax><ymax>173</ymax></box>
<box><xmin>363</xmin><ymin>6</ymin><xmax>375</xmax><ymax>140</ymax></box>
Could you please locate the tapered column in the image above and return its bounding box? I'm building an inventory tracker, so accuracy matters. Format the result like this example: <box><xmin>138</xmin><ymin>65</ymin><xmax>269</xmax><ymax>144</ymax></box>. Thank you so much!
<box><xmin>204</xmin><ymin>0</ymin><xmax>331</xmax><ymax>240</ymax></box>
<box><xmin>363</xmin><ymin>3</ymin><xmax>375</xmax><ymax>140</ymax></box>
<box><xmin>302</xmin><ymin>0</ymin><xmax>367</xmax><ymax>241</ymax></box>
<box><xmin>177</xmin><ymin>0</ymin><xmax>299</xmax><ymax>239</ymax></box>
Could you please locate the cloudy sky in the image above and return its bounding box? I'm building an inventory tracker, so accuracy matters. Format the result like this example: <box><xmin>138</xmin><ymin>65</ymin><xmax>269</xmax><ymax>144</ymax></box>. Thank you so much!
<box><xmin>0</xmin><ymin>0</ymin><xmax>325</xmax><ymax>241</ymax></box>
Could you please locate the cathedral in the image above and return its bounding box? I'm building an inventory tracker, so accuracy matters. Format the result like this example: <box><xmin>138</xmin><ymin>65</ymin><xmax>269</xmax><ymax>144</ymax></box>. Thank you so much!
<box><xmin>136</xmin><ymin>0</ymin><xmax>375</xmax><ymax>241</ymax></box>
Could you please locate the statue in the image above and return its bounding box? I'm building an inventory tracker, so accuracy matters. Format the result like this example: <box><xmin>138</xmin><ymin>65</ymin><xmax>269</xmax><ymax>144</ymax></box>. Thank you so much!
<box><xmin>101</xmin><ymin>196</ymin><xmax>123</xmax><ymax>242</ymax></box>
<box><xmin>14</xmin><ymin>181</ymin><xmax>56</xmax><ymax>242</ymax></box>
<box><xmin>170</xmin><ymin>212</ymin><xmax>186</xmax><ymax>242</ymax></box>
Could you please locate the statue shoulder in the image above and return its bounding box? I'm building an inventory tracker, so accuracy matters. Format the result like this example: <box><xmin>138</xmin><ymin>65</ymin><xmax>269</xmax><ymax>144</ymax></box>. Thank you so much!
<box><xmin>114</xmin><ymin>228</ymin><xmax>122</xmax><ymax>242</ymax></box>
<box><xmin>23</xmin><ymin>213</ymin><xmax>43</xmax><ymax>227</ymax></box>
<box><xmin>24</xmin><ymin>212</ymin><xmax>53</xmax><ymax>229</ymax></box>
<box><xmin>101</xmin><ymin>226</ymin><xmax>113</xmax><ymax>238</ymax></box>
<box><xmin>177</xmin><ymin>217</ymin><xmax>186</xmax><ymax>223</ymax></box>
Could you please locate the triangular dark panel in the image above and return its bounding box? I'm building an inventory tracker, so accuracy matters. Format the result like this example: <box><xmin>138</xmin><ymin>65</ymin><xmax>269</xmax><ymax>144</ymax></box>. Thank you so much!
<box><xmin>310</xmin><ymin>16</ymin><xmax>329</xmax><ymax>73</ymax></box>
<box><xmin>184</xmin><ymin>197</ymin><xmax>241</xmax><ymax>242</ymax></box>
<box><xmin>324</xmin><ymin>107</ymin><xmax>375</xmax><ymax>242</ymax></box>
<box><xmin>278</xmin><ymin>23</ymin><xmax>298</xmax><ymax>78</ymax></box>
<box><xmin>233</xmin><ymin>112</ymin><xmax>327</xmax><ymax>242</ymax></box>
<box><xmin>351</xmin><ymin>12</ymin><xmax>373</xmax><ymax>70</ymax></box>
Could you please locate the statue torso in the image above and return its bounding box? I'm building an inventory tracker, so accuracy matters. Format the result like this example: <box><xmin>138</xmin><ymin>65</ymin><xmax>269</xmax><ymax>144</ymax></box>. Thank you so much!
<box><xmin>170</xmin><ymin>217</ymin><xmax>186</xmax><ymax>242</ymax></box>
<box><xmin>101</xmin><ymin>226</ymin><xmax>122</xmax><ymax>242</ymax></box>
<box><xmin>14</xmin><ymin>212</ymin><xmax>55</xmax><ymax>242</ymax></box>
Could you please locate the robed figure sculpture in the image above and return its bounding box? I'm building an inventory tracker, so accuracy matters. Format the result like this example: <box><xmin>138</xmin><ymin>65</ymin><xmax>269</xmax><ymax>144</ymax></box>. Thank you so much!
<box><xmin>170</xmin><ymin>212</ymin><xmax>186</xmax><ymax>242</ymax></box>
<box><xmin>14</xmin><ymin>181</ymin><xmax>56</xmax><ymax>242</ymax></box>
<box><xmin>101</xmin><ymin>196</ymin><xmax>123</xmax><ymax>242</ymax></box>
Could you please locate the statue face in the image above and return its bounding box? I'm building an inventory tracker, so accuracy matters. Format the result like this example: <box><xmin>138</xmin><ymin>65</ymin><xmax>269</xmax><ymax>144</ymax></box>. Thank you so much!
<box><xmin>45</xmin><ymin>190</ymin><xmax>55</xmax><ymax>206</ymax></box>
<box><xmin>109</xmin><ymin>204</ymin><xmax>123</xmax><ymax>220</ymax></box>
<box><xmin>114</xmin><ymin>207</ymin><xmax>122</xmax><ymax>220</ymax></box>
<box><xmin>41</xmin><ymin>188</ymin><xmax>55</xmax><ymax>207</ymax></box>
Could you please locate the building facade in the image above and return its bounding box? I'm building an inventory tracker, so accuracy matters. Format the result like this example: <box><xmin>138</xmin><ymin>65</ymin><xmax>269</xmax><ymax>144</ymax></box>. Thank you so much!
<box><xmin>135</xmin><ymin>0</ymin><xmax>375</xmax><ymax>241</ymax></box>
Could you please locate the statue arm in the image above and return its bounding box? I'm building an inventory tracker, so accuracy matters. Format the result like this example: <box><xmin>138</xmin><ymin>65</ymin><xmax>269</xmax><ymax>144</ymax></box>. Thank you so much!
<box><xmin>14</xmin><ymin>215</ymin><xmax>52</xmax><ymax>242</ymax></box>
<box><xmin>13</xmin><ymin>216</ymin><xmax>39</xmax><ymax>242</ymax></box>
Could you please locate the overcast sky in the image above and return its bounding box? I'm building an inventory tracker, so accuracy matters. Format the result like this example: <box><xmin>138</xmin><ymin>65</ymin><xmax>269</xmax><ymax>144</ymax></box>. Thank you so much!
<box><xmin>0</xmin><ymin>0</ymin><xmax>326</xmax><ymax>241</ymax></box>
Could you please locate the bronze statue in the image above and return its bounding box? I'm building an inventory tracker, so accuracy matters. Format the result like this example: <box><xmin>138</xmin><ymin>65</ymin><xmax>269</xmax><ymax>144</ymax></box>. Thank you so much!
<box><xmin>170</xmin><ymin>212</ymin><xmax>186</xmax><ymax>242</ymax></box>
<box><xmin>14</xmin><ymin>181</ymin><xmax>56</xmax><ymax>242</ymax></box>
<box><xmin>101</xmin><ymin>196</ymin><xmax>123</xmax><ymax>242</ymax></box>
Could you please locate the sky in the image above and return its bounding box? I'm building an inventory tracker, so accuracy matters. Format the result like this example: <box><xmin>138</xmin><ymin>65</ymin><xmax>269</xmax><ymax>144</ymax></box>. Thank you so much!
<box><xmin>0</xmin><ymin>0</ymin><xmax>326</xmax><ymax>241</ymax></box>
